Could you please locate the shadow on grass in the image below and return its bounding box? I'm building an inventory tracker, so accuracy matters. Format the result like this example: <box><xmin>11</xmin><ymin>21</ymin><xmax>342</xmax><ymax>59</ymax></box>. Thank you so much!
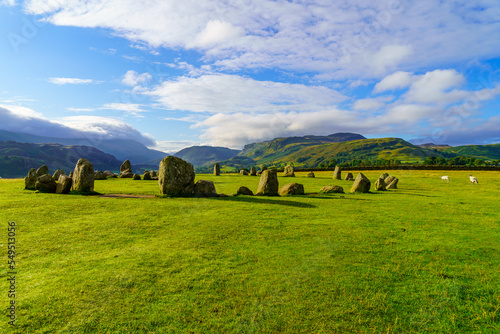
<box><xmin>216</xmin><ymin>195</ymin><xmax>316</xmax><ymax>208</ymax></box>
<box><xmin>304</xmin><ymin>194</ymin><xmax>370</xmax><ymax>201</ymax></box>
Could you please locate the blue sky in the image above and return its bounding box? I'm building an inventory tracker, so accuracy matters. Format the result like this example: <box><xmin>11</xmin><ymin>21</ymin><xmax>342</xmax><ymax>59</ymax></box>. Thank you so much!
<box><xmin>1</xmin><ymin>0</ymin><xmax>500</xmax><ymax>153</ymax></box>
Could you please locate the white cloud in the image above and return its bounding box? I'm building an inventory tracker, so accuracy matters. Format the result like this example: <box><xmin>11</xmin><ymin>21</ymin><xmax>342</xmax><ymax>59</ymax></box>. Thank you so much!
<box><xmin>148</xmin><ymin>74</ymin><xmax>346</xmax><ymax>114</ymax></box>
<box><xmin>0</xmin><ymin>104</ymin><xmax>155</xmax><ymax>146</ymax></box>
<box><xmin>152</xmin><ymin>140</ymin><xmax>207</xmax><ymax>154</ymax></box>
<box><xmin>100</xmin><ymin>103</ymin><xmax>147</xmax><ymax>117</ymax></box>
<box><xmin>405</xmin><ymin>69</ymin><xmax>467</xmax><ymax>104</ymax></box>
<box><xmin>121</xmin><ymin>70</ymin><xmax>153</xmax><ymax>87</ymax></box>
<box><xmin>21</xmin><ymin>0</ymin><xmax>500</xmax><ymax>79</ymax></box>
<box><xmin>373</xmin><ymin>71</ymin><xmax>415</xmax><ymax>93</ymax></box>
<box><xmin>1</xmin><ymin>0</ymin><xmax>16</xmax><ymax>6</ymax></box>
<box><xmin>48</xmin><ymin>77</ymin><xmax>96</xmax><ymax>85</ymax></box>
<box><xmin>352</xmin><ymin>98</ymin><xmax>390</xmax><ymax>111</ymax></box>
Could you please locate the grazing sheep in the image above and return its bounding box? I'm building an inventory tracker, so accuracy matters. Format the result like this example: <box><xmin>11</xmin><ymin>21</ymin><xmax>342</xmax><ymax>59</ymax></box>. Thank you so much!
<box><xmin>441</xmin><ymin>175</ymin><xmax>450</xmax><ymax>182</ymax></box>
<box><xmin>469</xmin><ymin>175</ymin><xmax>479</xmax><ymax>184</ymax></box>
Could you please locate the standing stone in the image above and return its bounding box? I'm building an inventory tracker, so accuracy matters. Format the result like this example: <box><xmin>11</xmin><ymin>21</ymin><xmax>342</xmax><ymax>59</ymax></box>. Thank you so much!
<box><xmin>72</xmin><ymin>158</ymin><xmax>95</xmax><ymax>192</ymax></box>
<box><xmin>95</xmin><ymin>171</ymin><xmax>107</xmax><ymax>180</ymax></box>
<box><xmin>250</xmin><ymin>166</ymin><xmax>257</xmax><ymax>176</ymax></box>
<box><xmin>103</xmin><ymin>170</ymin><xmax>114</xmax><ymax>177</ymax></box>
<box><xmin>386</xmin><ymin>177</ymin><xmax>399</xmax><ymax>189</ymax></box>
<box><xmin>279</xmin><ymin>183</ymin><xmax>304</xmax><ymax>196</ymax></box>
<box><xmin>283</xmin><ymin>165</ymin><xmax>295</xmax><ymax>177</ymax></box>
<box><xmin>255</xmin><ymin>169</ymin><xmax>279</xmax><ymax>196</ymax></box>
<box><xmin>320</xmin><ymin>185</ymin><xmax>344</xmax><ymax>194</ymax></box>
<box><xmin>384</xmin><ymin>175</ymin><xmax>396</xmax><ymax>185</ymax></box>
<box><xmin>374</xmin><ymin>178</ymin><xmax>386</xmax><ymax>191</ymax></box>
<box><xmin>307</xmin><ymin>171</ymin><xmax>315</xmax><ymax>178</ymax></box>
<box><xmin>261</xmin><ymin>165</ymin><xmax>268</xmax><ymax>172</ymax></box>
<box><xmin>36</xmin><ymin>165</ymin><xmax>49</xmax><ymax>178</ymax></box>
<box><xmin>35</xmin><ymin>174</ymin><xmax>57</xmax><ymax>193</ymax></box>
<box><xmin>194</xmin><ymin>180</ymin><xmax>218</xmax><ymax>197</ymax></box>
<box><xmin>345</xmin><ymin>172</ymin><xmax>354</xmax><ymax>181</ymax></box>
<box><xmin>56</xmin><ymin>175</ymin><xmax>72</xmax><ymax>194</ymax></box>
<box><xmin>214</xmin><ymin>163</ymin><xmax>220</xmax><ymax>176</ymax></box>
<box><xmin>158</xmin><ymin>156</ymin><xmax>195</xmax><ymax>197</ymax></box>
<box><xmin>350</xmin><ymin>173</ymin><xmax>371</xmax><ymax>193</ymax></box>
<box><xmin>52</xmin><ymin>169</ymin><xmax>65</xmax><ymax>180</ymax></box>
<box><xmin>133</xmin><ymin>173</ymin><xmax>141</xmax><ymax>180</ymax></box>
<box><xmin>150</xmin><ymin>170</ymin><xmax>157</xmax><ymax>178</ymax></box>
<box><xmin>333</xmin><ymin>166</ymin><xmax>341</xmax><ymax>180</ymax></box>
<box><xmin>380</xmin><ymin>173</ymin><xmax>389</xmax><ymax>180</ymax></box>
<box><xmin>240</xmin><ymin>169</ymin><xmax>249</xmax><ymax>175</ymax></box>
<box><xmin>120</xmin><ymin>160</ymin><xmax>133</xmax><ymax>178</ymax></box>
<box><xmin>24</xmin><ymin>168</ymin><xmax>37</xmax><ymax>190</ymax></box>
<box><xmin>236</xmin><ymin>186</ymin><xmax>254</xmax><ymax>196</ymax></box>
<box><xmin>143</xmin><ymin>171</ymin><xmax>152</xmax><ymax>180</ymax></box>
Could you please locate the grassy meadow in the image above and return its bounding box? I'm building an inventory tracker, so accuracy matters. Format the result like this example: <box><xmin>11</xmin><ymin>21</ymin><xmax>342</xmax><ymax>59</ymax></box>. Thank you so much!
<box><xmin>0</xmin><ymin>170</ymin><xmax>499</xmax><ymax>333</ymax></box>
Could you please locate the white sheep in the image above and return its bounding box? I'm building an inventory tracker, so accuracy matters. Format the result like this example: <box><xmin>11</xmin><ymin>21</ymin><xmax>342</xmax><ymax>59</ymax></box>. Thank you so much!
<box><xmin>441</xmin><ymin>175</ymin><xmax>450</xmax><ymax>182</ymax></box>
<box><xmin>469</xmin><ymin>175</ymin><xmax>478</xmax><ymax>184</ymax></box>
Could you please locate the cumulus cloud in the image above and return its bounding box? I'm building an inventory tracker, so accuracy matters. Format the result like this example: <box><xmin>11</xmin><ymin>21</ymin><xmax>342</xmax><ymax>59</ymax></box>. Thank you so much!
<box><xmin>404</xmin><ymin>69</ymin><xmax>467</xmax><ymax>104</ymax></box>
<box><xmin>373</xmin><ymin>71</ymin><xmax>415</xmax><ymax>93</ymax></box>
<box><xmin>0</xmin><ymin>104</ymin><xmax>155</xmax><ymax>146</ymax></box>
<box><xmin>121</xmin><ymin>70</ymin><xmax>152</xmax><ymax>87</ymax></box>
<box><xmin>47</xmin><ymin>77</ymin><xmax>96</xmax><ymax>85</ymax></box>
<box><xmin>148</xmin><ymin>74</ymin><xmax>346</xmax><ymax>114</ymax></box>
<box><xmin>21</xmin><ymin>0</ymin><xmax>500</xmax><ymax>78</ymax></box>
<box><xmin>101</xmin><ymin>103</ymin><xmax>147</xmax><ymax>117</ymax></box>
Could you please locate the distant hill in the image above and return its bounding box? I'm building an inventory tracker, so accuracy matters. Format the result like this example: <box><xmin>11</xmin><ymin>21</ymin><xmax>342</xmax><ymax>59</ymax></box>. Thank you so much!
<box><xmin>437</xmin><ymin>143</ymin><xmax>500</xmax><ymax>160</ymax></box>
<box><xmin>0</xmin><ymin>130</ymin><xmax>167</xmax><ymax>164</ymax></box>
<box><xmin>0</xmin><ymin>141</ymin><xmax>121</xmax><ymax>178</ymax></box>
<box><xmin>174</xmin><ymin>146</ymin><xmax>240</xmax><ymax>166</ymax></box>
<box><xmin>239</xmin><ymin>133</ymin><xmax>366</xmax><ymax>163</ymax></box>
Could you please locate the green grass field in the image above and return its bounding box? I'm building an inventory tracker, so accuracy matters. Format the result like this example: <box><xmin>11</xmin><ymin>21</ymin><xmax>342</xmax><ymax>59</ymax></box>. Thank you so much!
<box><xmin>1</xmin><ymin>170</ymin><xmax>499</xmax><ymax>333</ymax></box>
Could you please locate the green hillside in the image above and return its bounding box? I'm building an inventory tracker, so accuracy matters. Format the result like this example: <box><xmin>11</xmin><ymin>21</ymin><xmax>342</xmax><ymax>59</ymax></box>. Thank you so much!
<box><xmin>174</xmin><ymin>146</ymin><xmax>240</xmax><ymax>166</ymax></box>
<box><xmin>0</xmin><ymin>141</ymin><xmax>121</xmax><ymax>178</ymax></box>
<box><xmin>439</xmin><ymin>143</ymin><xmax>500</xmax><ymax>160</ymax></box>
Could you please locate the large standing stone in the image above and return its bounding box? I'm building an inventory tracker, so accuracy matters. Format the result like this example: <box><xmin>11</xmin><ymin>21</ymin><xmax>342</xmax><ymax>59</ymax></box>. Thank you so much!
<box><xmin>194</xmin><ymin>180</ymin><xmax>218</xmax><ymax>197</ymax></box>
<box><xmin>143</xmin><ymin>171</ymin><xmax>152</xmax><ymax>180</ymax></box>
<box><xmin>307</xmin><ymin>171</ymin><xmax>315</xmax><ymax>178</ymax></box>
<box><xmin>386</xmin><ymin>177</ymin><xmax>399</xmax><ymax>189</ymax></box>
<box><xmin>36</xmin><ymin>165</ymin><xmax>49</xmax><ymax>178</ymax></box>
<box><xmin>333</xmin><ymin>166</ymin><xmax>341</xmax><ymax>180</ymax></box>
<box><xmin>374</xmin><ymin>178</ymin><xmax>386</xmax><ymax>191</ymax></box>
<box><xmin>345</xmin><ymin>172</ymin><xmax>354</xmax><ymax>181</ymax></box>
<box><xmin>120</xmin><ymin>160</ymin><xmax>133</xmax><ymax>178</ymax></box>
<box><xmin>52</xmin><ymin>169</ymin><xmax>65</xmax><ymax>180</ymax></box>
<box><xmin>35</xmin><ymin>174</ymin><xmax>57</xmax><ymax>193</ymax></box>
<box><xmin>350</xmin><ymin>173</ymin><xmax>371</xmax><ymax>193</ymax></box>
<box><xmin>255</xmin><ymin>169</ymin><xmax>279</xmax><ymax>196</ymax></box>
<box><xmin>320</xmin><ymin>185</ymin><xmax>344</xmax><ymax>194</ymax></box>
<box><xmin>279</xmin><ymin>183</ymin><xmax>304</xmax><ymax>196</ymax></box>
<box><xmin>72</xmin><ymin>158</ymin><xmax>95</xmax><ymax>192</ymax></box>
<box><xmin>56</xmin><ymin>175</ymin><xmax>72</xmax><ymax>194</ymax></box>
<box><xmin>214</xmin><ymin>163</ymin><xmax>220</xmax><ymax>176</ymax></box>
<box><xmin>283</xmin><ymin>165</ymin><xmax>295</xmax><ymax>177</ymax></box>
<box><xmin>250</xmin><ymin>166</ymin><xmax>257</xmax><ymax>176</ymax></box>
<box><xmin>236</xmin><ymin>186</ymin><xmax>254</xmax><ymax>196</ymax></box>
<box><xmin>240</xmin><ymin>169</ymin><xmax>249</xmax><ymax>175</ymax></box>
<box><xmin>24</xmin><ymin>168</ymin><xmax>37</xmax><ymax>190</ymax></box>
<box><xmin>158</xmin><ymin>156</ymin><xmax>195</xmax><ymax>196</ymax></box>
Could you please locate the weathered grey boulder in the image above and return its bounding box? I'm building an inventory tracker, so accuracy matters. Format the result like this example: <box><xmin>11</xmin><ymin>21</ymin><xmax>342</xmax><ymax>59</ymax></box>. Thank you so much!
<box><xmin>35</xmin><ymin>174</ymin><xmax>57</xmax><ymax>193</ymax></box>
<box><xmin>250</xmin><ymin>166</ymin><xmax>257</xmax><ymax>176</ymax></box>
<box><xmin>150</xmin><ymin>170</ymin><xmax>157</xmax><ymax>178</ymax></box>
<box><xmin>386</xmin><ymin>177</ymin><xmax>399</xmax><ymax>189</ymax></box>
<box><xmin>320</xmin><ymin>185</ymin><xmax>344</xmax><ymax>194</ymax></box>
<box><xmin>307</xmin><ymin>171</ymin><xmax>315</xmax><ymax>178</ymax></box>
<box><xmin>36</xmin><ymin>165</ymin><xmax>49</xmax><ymax>178</ymax></box>
<box><xmin>279</xmin><ymin>183</ymin><xmax>304</xmax><ymax>196</ymax></box>
<box><xmin>380</xmin><ymin>173</ymin><xmax>389</xmax><ymax>180</ymax></box>
<box><xmin>158</xmin><ymin>156</ymin><xmax>195</xmax><ymax>196</ymax></box>
<box><xmin>240</xmin><ymin>169</ymin><xmax>249</xmax><ymax>175</ymax></box>
<box><xmin>374</xmin><ymin>178</ymin><xmax>386</xmax><ymax>191</ymax></box>
<box><xmin>143</xmin><ymin>171</ymin><xmax>152</xmax><ymax>180</ymax></box>
<box><xmin>283</xmin><ymin>165</ymin><xmax>295</xmax><ymax>177</ymax></box>
<box><xmin>56</xmin><ymin>175</ymin><xmax>72</xmax><ymax>194</ymax></box>
<box><xmin>350</xmin><ymin>173</ymin><xmax>371</xmax><ymax>193</ymax></box>
<box><xmin>236</xmin><ymin>186</ymin><xmax>254</xmax><ymax>196</ymax></box>
<box><xmin>214</xmin><ymin>163</ymin><xmax>220</xmax><ymax>176</ymax></box>
<box><xmin>255</xmin><ymin>169</ymin><xmax>279</xmax><ymax>196</ymax></box>
<box><xmin>120</xmin><ymin>160</ymin><xmax>133</xmax><ymax>178</ymax></box>
<box><xmin>384</xmin><ymin>175</ymin><xmax>396</xmax><ymax>185</ymax></box>
<box><xmin>333</xmin><ymin>166</ymin><xmax>341</xmax><ymax>180</ymax></box>
<box><xmin>103</xmin><ymin>170</ymin><xmax>114</xmax><ymax>177</ymax></box>
<box><xmin>345</xmin><ymin>172</ymin><xmax>354</xmax><ymax>181</ymax></box>
<box><xmin>52</xmin><ymin>169</ymin><xmax>65</xmax><ymax>180</ymax></box>
<box><xmin>24</xmin><ymin>168</ymin><xmax>37</xmax><ymax>190</ymax></box>
<box><xmin>194</xmin><ymin>180</ymin><xmax>218</xmax><ymax>197</ymax></box>
<box><xmin>94</xmin><ymin>171</ymin><xmax>107</xmax><ymax>180</ymax></box>
<box><xmin>133</xmin><ymin>173</ymin><xmax>141</xmax><ymax>180</ymax></box>
<box><xmin>72</xmin><ymin>158</ymin><xmax>95</xmax><ymax>192</ymax></box>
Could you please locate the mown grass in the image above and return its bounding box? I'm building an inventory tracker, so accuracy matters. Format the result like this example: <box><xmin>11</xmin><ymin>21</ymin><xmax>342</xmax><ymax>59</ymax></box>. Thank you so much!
<box><xmin>0</xmin><ymin>170</ymin><xmax>499</xmax><ymax>333</ymax></box>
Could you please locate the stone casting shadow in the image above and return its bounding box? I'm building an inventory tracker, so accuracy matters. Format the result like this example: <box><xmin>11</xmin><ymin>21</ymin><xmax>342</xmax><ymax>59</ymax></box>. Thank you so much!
<box><xmin>216</xmin><ymin>195</ymin><xmax>316</xmax><ymax>208</ymax></box>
